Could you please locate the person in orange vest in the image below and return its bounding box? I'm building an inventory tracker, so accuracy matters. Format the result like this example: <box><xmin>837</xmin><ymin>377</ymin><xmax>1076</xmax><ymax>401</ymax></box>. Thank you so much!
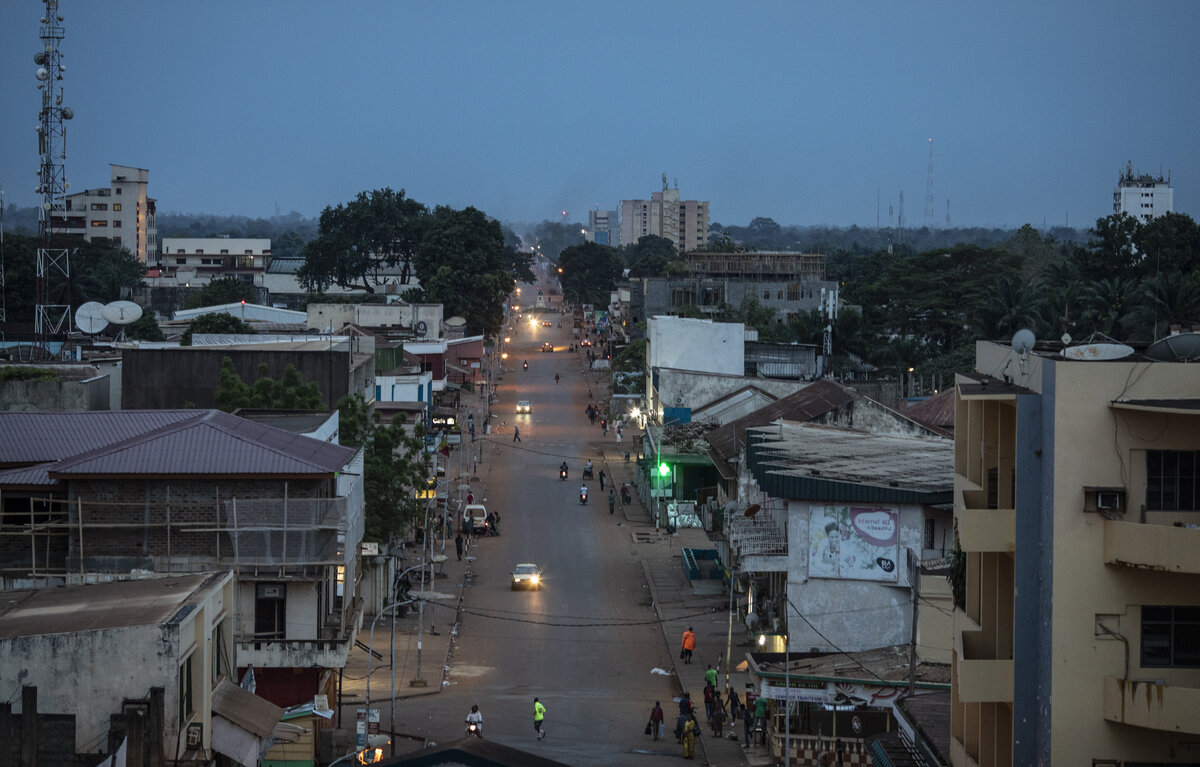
<box><xmin>681</xmin><ymin>626</ymin><xmax>696</xmax><ymax>664</ymax></box>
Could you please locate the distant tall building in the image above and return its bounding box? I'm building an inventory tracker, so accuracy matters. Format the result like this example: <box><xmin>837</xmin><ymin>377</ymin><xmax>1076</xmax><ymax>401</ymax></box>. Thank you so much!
<box><xmin>619</xmin><ymin>176</ymin><xmax>709</xmax><ymax>252</ymax></box>
<box><xmin>1113</xmin><ymin>162</ymin><xmax>1173</xmax><ymax>223</ymax></box>
<box><xmin>53</xmin><ymin>163</ymin><xmax>158</xmax><ymax>263</ymax></box>
<box><xmin>585</xmin><ymin>209</ymin><xmax>618</xmax><ymax>246</ymax></box>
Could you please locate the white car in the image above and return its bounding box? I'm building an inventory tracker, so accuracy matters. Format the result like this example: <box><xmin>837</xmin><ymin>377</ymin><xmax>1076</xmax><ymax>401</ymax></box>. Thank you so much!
<box><xmin>516</xmin><ymin>400</ymin><xmax>531</xmax><ymax>414</ymax></box>
<box><xmin>511</xmin><ymin>563</ymin><xmax>542</xmax><ymax>590</ymax></box>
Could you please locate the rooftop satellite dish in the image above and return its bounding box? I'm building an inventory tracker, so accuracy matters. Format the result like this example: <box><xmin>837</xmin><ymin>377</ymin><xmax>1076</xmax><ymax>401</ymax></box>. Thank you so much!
<box><xmin>415</xmin><ymin>320</ymin><xmax>428</xmax><ymax>338</ymax></box>
<box><xmin>1063</xmin><ymin>343</ymin><xmax>1134</xmax><ymax>361</ymax></box>
<box><xmin>102</xmin><ymin>300</ymin><xmax>143</xmax><ymax>325</ymax></box>
<box><xmin>1011</xmin><ymin>329</ymin><xmax>1036</xmax><ymax>356</ymax></box>
<box><xmin>1146</xmin><ymin>332</ymin><xmax>1200</xmax><ymax>362</ymax></box>
<box><xmin>74</xmin><ymin>301</ymin><xmax>108</xmax><ymax>334</ymax></box>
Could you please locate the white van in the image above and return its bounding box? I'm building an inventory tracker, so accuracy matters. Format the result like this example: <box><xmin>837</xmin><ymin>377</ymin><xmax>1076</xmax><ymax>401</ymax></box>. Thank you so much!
<box><xmin>462</xmin><ymin>503</ymin><xmax>488</xmax><ymax>531</ymax></box>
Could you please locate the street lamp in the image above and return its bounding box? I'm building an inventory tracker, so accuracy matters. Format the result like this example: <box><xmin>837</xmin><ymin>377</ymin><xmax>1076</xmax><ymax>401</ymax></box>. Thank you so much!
<box><xmin>364</xmin><ymin>593</ymin><xmax>417</xmax><ymax>757</ymax></box>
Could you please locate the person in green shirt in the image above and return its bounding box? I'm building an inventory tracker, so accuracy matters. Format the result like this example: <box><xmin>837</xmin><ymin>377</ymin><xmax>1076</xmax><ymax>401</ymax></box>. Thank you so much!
<box><xmin>704</xmin><ymin>664</ymin><xmax>718</xmax><ymax>688</ymax></box>
<box><xmin>752</xmin><ymin>694</ymin><xmax>768</xmax><ymax>744</ymax></box>
<box><xmin>533</xmin><ymin>697</ymin><xmax>546</xmax><ymax>740</ymax></box>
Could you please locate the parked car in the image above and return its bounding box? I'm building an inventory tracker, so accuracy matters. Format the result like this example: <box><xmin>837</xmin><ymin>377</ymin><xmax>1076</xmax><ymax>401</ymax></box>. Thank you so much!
<box><xmin>511</xmin><ymin>563</ymin><xmax>542</xmax><ymax>590</ymax></box>
<box><xmin>463</xmin><ymin>503</ymin><xmax>488</xmax><ymax>532</ymax></box>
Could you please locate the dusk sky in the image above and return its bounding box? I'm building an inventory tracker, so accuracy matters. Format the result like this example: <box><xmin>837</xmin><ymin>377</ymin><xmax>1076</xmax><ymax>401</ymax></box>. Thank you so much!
<box><xmin>2</xmin><ymin>2</ymin><xmax>1197</xmax><ymax>230</ymax></box>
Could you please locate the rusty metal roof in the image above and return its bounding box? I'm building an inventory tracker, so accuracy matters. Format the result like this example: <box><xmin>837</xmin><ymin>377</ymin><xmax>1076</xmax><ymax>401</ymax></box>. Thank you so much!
<box><xmin>705</xmin><ymin>379</ymin><xmax>857</xmax><ymax>463</ymax></box>
<box><xmin>0</xmin><ymin>410</ymin><xmax>356</xmax><ymax>480</ymax></box>
<box><xmin>901</xmin><ymin>389</ymin><xmax>956</xmax><ymax>437</ymax></box>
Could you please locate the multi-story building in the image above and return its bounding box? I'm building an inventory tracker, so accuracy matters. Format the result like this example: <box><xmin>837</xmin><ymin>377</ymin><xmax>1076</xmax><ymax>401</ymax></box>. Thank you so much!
<box><xmin>951</xmin><ymin>336</ymin><xmax>1200</xmax><ymax>766</ymax></box>
<box><xmin>619</xmin><ymin>177</ymin><xmax>709</xmax><ymax>252</ymax></box>
<box><xmin>52</xmin><ymin>163</ymin><xmax>157</xmax><ymax>263</ymax></box>
<box><xmin>156</xmin><ymin>236</ymin><xmax>271</xmax><ymax>286</ymax></box>
<box><xmin>1113</xmin><ymin>161</ymin><xmax>1174</xmax><ymax>222</ymax></box>
<box><xmin>585</xmin><ymin>209</ymin><xmax>619</xmax><ymax>246</ymax></box>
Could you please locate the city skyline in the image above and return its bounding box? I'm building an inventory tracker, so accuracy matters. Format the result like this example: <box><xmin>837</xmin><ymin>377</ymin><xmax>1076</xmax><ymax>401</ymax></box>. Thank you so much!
<box><xmin>1</xmin><ymin>1</ymin><xmax>1197</xmax><ymax>230</ymax></box>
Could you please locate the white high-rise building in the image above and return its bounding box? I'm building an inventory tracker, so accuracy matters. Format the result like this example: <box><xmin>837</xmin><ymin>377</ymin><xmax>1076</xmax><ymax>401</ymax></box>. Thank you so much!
<box><xmin>619</xmin><ymin>176</ymin><xmax>709</xmax><ymax>252</ymax></box>
<box><xmin>1113</xmin><ymin>162</ymin><xmax>1173</xmax><ymax>223</ymax></box>
<box><xmin>585</xmin><ymin>209</ymin><xmax>618</xmax><ymax>246</ymax></box>
<box><xmin>54</xmin><ymin>164</ymin><xmax>157</xmax><ymax>263</ymax></box>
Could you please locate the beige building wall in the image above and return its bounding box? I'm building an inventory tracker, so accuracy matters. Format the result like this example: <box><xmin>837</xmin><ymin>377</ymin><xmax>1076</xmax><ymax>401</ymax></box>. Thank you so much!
<box><xmin>951</xmin><ymin>340</ymin><xmax>1200</xmax><ymax>766</ymax></box>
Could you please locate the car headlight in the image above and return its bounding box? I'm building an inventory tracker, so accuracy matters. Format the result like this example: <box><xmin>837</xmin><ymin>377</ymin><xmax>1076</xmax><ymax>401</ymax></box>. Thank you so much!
<box><xmin>531</xmin><ymin>574</ymin><xmax>539</xmax><ymax>584</ymax></box>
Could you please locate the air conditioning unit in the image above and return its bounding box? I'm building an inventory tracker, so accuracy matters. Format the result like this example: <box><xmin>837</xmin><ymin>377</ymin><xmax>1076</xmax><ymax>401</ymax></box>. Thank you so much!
<box><xmin>674</xmin><ymin>396</ymin><xmax>685</xmax><ymax>405</ymax></box>
<box><xmin>1096</xmin><ymin>491</ymin><xmax>1123</xmax><ymax>510</ymax></box>
<box><xmin>1084</xmin><ymin>486</ymin><xmax>1125</xmax><ymax>515</ymax></box>
<box><xmin>186</xmin><ymin>723</ymin><xmax>204</xmax><ymax>748</ymax></box>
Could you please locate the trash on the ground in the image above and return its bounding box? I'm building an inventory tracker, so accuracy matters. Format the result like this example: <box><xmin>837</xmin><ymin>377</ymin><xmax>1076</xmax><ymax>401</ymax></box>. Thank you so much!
<box><xmin>651</xmin><ymin>667</ymin><xmax>671</xmax><ymax>675</ymax></box>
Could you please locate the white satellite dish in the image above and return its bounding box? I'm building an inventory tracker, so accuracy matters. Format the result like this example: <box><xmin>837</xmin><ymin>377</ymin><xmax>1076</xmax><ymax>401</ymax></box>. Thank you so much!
<box><xmin>74</xmin><ymin>301</ymin><xmax>108</xmax><ymax>334</ymax></box>
<box><xmin>101</xmin><ymin>300</ymin><xmax>143</xmax><ymax>325</ymax></box>
<box><xmin>1063</xmin><ymin>343</ymin><xmax>1135</xmax><ymax>361</ymax></box>
<box><xmin>1146</xmin><ymin>332</ymin><xmax>1200</xmax><ymax>362</ymax></box>
<box><xmin>1011</xmin><ymin>329</ymin><xmax>1036</xmax><ymax>355</ymax></box>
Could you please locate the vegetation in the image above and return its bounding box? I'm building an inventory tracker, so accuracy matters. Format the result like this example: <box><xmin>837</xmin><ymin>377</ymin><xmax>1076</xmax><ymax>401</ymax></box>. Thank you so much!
<box><xmin>337</xmin><ymin>393</ymin><xmax>432</xmax><ymax>541</ymax></box>
<box><xmin>0</xmin><ymin>366</ymin><xmax>60</xmax><ymax>382</ymax></box>
<box><xmin>180</xmin><ymin>312</ymin><xmax>257</xmax><ymax>345</ymax></box>
<box><xmin>183</xmin><ymin>277</ymin><xmax>257</xmax><ymax>309</ymax></box>
<box><xmin>557</xmin><ymin>241</ymin><xmax>624</xmax><ymax>305</ymax></box>
<box><xmin>126</xmin><ymin>312</ymin><xmax>166</xmax><ymax>341</ymax></box>
<box><xmin>213</xmin><ymin>357</ymin><xmax>324</xmax><ymax>411</ymax></box>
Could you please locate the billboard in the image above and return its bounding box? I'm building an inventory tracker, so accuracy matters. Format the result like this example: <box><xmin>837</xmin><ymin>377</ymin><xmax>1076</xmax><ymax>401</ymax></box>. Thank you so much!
<box><xmin>808</xmin><ymin>505</ymin><xmax>899</xmax><ymax>582</ymax></box>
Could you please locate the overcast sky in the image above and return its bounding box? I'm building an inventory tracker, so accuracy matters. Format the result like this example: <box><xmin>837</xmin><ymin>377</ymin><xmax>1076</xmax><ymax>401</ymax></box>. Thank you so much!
<box><xmin>2</xmin><ymin>1</ymin><xmax>1197</xmax><ymax>230</ymax></box>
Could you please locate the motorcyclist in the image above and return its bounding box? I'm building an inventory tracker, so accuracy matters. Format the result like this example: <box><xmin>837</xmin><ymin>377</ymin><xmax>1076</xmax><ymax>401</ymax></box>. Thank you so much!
<box><xmin>559</xmin><ymin>461</ymin><xmax>568</xmax><ymax>480</ymax></box>
<box><xmin>579</xmin><ymin>484</ymin><xmax>589</xmax><ymax>504</ymax></box>
<box><xmin>465</xmin><ymin>704</ymin><xmax>483</xmax><ymax>737</ymax></box>
<box><xmin>554</xmin><ymin>373</ymin><xmax>560</xmax><ymax>385</ymax></box>
<box><xmin>523</xmin><ymin>360</ymin><xmax>529</xmax><ymax>371</ymax></box>
<box><xmin>584</xmin><ymin>459</ymin><xmax>593</xmax><ymax>479</ymax></box>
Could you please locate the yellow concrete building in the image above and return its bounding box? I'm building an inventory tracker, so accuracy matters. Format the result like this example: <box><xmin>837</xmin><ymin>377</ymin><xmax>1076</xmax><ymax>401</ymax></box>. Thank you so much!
<box><xmin>951</xmin><ymin>338</ymin><xmax>1200</xmax><ymax>766</ymax></box>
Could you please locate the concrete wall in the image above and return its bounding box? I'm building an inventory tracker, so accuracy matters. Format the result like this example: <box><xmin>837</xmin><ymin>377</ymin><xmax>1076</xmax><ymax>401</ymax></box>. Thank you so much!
<box><xmin>121</xmin><ymin>347</ymin><xmax>355</xmax><ymax>410</ymax></box>
<box><xmin>653</xmin><ymin>368</ymin><xmax>806</xmax><ymax>417</ymax></box>
<box><xmin>0</xmin><ymin>370</ymin><xmax>109</xmax><ymax>412</ymax></box>
<box><xmin>637</xmin><ymin>277</ymin><xmax>837</xmax><ymax>324</ymax></box>
<box><xmin>306</xmin><ymin>303</ymin><xmax>443</xmax><ymax>336</ymax></box>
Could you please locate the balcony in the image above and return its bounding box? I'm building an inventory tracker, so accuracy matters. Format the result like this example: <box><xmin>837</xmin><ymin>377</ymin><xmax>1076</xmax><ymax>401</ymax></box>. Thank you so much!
<box><xmin>1102</xmin><ymin>676</ymin><xmax>1200</xmax><ymax>735</ymax></box>
<box><xmin>955</xmin><ymin>619</ymin><xmax>1013</xmax><ymax>703</ymax></box>
<box><xmin>237</xmin><ymin>605</ymin><xmax>363</xmax><ymax>669</ymax></box>
<box><xmin>1103</xmin><ymin>519</ymin><xmax>1200</xmax><ymax>574</ymax></box>
<box><xmin>955</xmin><ymin>483</ymin><xmax>1015</xmax><ymax>553</ymax></box>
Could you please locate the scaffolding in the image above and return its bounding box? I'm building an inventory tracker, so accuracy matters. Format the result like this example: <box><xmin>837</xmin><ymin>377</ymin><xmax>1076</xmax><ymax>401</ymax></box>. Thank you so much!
<box><xmin>685</xmin><ymin>252</ymin><xmax>826</xmax><ymax>282</ymax></box>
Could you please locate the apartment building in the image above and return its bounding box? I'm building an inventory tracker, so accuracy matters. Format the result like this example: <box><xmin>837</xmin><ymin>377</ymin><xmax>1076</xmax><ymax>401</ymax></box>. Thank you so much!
<box><xmin>619</xmin><ymin>177</ymin><xmax>710</xmax><ymax>252</ymax></box>
<box><xmin>53</xmin><ymin>163</ymin><xmax>158</xmax><ymax>263</ymax></box>
<box><xmin>951</xmin><ymin>337</ymin><xmax>1200</xmax><ymax>765</ymax></box>
<box><xmin>585</xmin><ymin>209</ymin><xmax>619</xmax><ymax>246</ymax></box>
<box><xmin>156</xmin><ymin>236</ymin><xmax>271</xmax><ymax>286</ymax></box>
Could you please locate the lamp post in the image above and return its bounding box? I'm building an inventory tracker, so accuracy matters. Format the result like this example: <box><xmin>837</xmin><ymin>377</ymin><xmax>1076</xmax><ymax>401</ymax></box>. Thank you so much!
<box><xmin>364</xmin><ymin>593</ymin><xmax>417</xmax><ymax>757</ymax></box>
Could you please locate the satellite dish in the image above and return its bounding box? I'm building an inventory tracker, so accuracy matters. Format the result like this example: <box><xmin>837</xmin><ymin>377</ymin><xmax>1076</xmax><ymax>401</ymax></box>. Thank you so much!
<box><xmin>74</xmin><ymin>301</ymin><xmax>108</xmax><ymax>334</ymax></box>
<box><xmin>101</xmin><ymin>300</ymin><xmax>143</xmax><ymax>325</ymax></box>
<box><xmin>1063</xmin><ymin>343</ymin><xmax>1135</xmax><ymax>361</ymax></box>
<box><xmin>743</xmin><ymin>504</ymin><xmax>761</xmax><ymax>518</ymax></box>
<box><xmin>1011</xmin><ymin>329</ymin><xmax>1036</xmax><ymax>355</ymax></box>
<box><xmin>1146</xmin><ymin>332</ymin><xmax>1200</xmax><ymax>362</ymax></box>
<box><xmin>415</xmin><ymin>320</ymin><xmax>428</xmax><ymax>337</ymax></box>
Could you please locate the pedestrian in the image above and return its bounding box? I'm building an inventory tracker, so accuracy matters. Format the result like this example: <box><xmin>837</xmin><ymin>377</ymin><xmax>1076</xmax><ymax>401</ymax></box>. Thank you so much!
<box><xmin>704</xmin><ymin>664</ymin><xmax>718</xmax><ymax>689</ymax></box>
<box><xmin>513</xmin><ymin>425</ymin><xmax>521</xmax><ymax>442</ymax></box>
<box><xmin>648</xmin><ymin>701</ymin><xmax>664</xmax><ymax>741</ymax></box>
<box><xmin>601</xmin><ymin>418</ymin><xmax>608</xmax><ymax>436</ymax></box>
<box><xmin>466</xmin><ymin>491</ymin><xmax>474</xmax><ymax>504</ymax></box>
<box><xmin>455</xmin><ymin>532</ymin><xmax>463</xmax><ymax>560</ymax></box>
<box><xmin>464</xmin><ymin>517</ymin><xmax>475</xmax><ymax>543</ymax></box>
<box><xmin>742</xmin><ymin>707</ymin><xmax>752</xmax><ymax>748</ymax></box>
<box><xmin>681</xmin><ymin>627</ymin><xmax>696</xmax><ymax>664</ymax></box>
<box><xmin>616</xmin><ymin>425</ymin><xmax>622</xmax><ymax>443</ymax></box>
<box><xmin>533</xmin><ymin>697</ymin><xmax>546</xmax><ymax>740</ymax></box>
<box><xmin>728</xmin><ymin>689</ymin><xmax>741</xmax><ymax>721</ymax></box>
<box><xmin>703</xmin><ymin>682</ymin><xmax>715</xmax><ymax>719</ymax></box>
<box><xmin>681</xmin><ymin>716</ymin><xmax>697</xmax><ymax>759</ymax></box>
<box><xmin>621</xmin><ymin>483</ymin><xmax>631</xmax><ymax>505</ymax></box>
<box><xmin>599</xmin><ymin>470</ymin><xmax>606</xmax><ymax>490</ymax></box>
<box><xmin>608</xmin><ymin>490</ymin><xmax>616</xmax><ymax>515</ymax></box>
<box><xmin>710</xmin><ymin>694</ymin><xmax>726</xmax><ymax>737</ymax></box>
<box><xmin>753</xmin><ymin>694</ymin><xmax>768</xmax><ymax>743</ymax></box>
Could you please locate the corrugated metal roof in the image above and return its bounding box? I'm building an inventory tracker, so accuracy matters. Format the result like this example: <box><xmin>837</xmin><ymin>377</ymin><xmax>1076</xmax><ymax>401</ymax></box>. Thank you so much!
<box><xmin>705</xmin><ymin>379</ymin><xmax>857</xmax><ymax>462</ymax></box>
<box><xmin>0</xmin><ymin>410</ymin><xmax>355</xmax><ymax>480</ymax></box>
<box><xmin>0</xmin><ymin>464</ymin><xmax>59</xmax><ymax>487</ymax></box>
<box><xmin>211</xmin><ymin>679</ymin><xmax>285</xmax><ymax>739</ymax></box>
<box><xmin>50</xmin><ymin>411</ymin><xmax>355</xmax><ymax>477</ymax></box>
<box><xmin>0</xmin><ymin>410</ymin><xmax>200</xmax><ymax>466</ymax></box>
<box><xmin>901</xmin><ymin>389</ymin><xmax>956</xmax><ymax>436</ymax></box>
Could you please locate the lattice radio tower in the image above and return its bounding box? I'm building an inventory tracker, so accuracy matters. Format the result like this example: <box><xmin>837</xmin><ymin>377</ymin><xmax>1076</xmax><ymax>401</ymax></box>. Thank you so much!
<box><xmin>34</xmin><ymin>0</ymin><xmax>75</xmax><ymax>356</ymax></box>
<box><xmin>923</xmin><ymin>138</ymin><xmax>936</xmax><ymax>228</ymax></box>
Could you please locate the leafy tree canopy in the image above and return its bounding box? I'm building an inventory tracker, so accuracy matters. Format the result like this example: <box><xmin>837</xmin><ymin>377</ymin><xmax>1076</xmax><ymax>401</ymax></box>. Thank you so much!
<box><xmin>558</xmin><ymin>241</ymin><xmax>624</xmax><ymax>305</ymax></box>
<box><xmin>126</xmin><ymin>312</ymin><xmax>165</xmax><ymax>342</ymax></box>
<box><xmin>181</xmin><ymin>312</ymin><xmax>256</xmax><ymax>345</ymax></box>
<box><xmin>184</xmin><ymin>276</ymin><xmax>257</xmax><ymax>309</ymax></box>
<box><xmin>71</xmin><ymin>239</ymin><xmax>146</xmax><ymax>306</ymax></box>
<box><xmin>214</xmin><ymin>357</ymin><xmax>323</xmax><ymax>411</ymax></box>
<box><xmin>623</xmin><ymin>235</ymin><xmax>685</xmax><ymax>278</ymax></box>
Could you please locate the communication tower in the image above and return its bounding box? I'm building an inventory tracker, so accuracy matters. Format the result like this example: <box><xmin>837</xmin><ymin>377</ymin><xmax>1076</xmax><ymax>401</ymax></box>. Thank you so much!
<box><xmin>34</xmin><ymin>0</ymin><xmax>75</xmax><ymax>355</ymax></box>
<box><xmin>1</xmin><ymin>185</ymin><xmax>6</xmax><ymax>324</ymax></box>
<box><xmin>923</xmin><ymin>138</ymin><xmax>936</xmax><ymax>228</ymax></box>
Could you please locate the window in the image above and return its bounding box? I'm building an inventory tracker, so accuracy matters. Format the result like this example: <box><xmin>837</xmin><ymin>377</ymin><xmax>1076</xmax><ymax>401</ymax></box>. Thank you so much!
<box><xmin>1147</xmin><ymin>451</ymin><xmax>1199</xmax><ymax>511</ymax></box>
<box><xmin>924</xmin><ymin>517</ymin><xmax>936</xmax><ymax>550</ymax></box>
<box><xmin>176</xmin><ymin>249</ymin><xmax>185</xmax><ymax>254</ymax></box>
<box><xmin>112</xmin><ymin>220</ymin><xmax>121</xmax><ymax>228</ymax></box>
<box><xmin>255</xmin><ymin>583</ymin><xmax>286</xmax><ymax>640</ymax></box>
<box><xmin>176</xmin><ymin>258</ymin><xmax>187</xmax><ymax>265</ymax></box>
<box><xmin>115</xmin><ymin>188</ymin><xmax>122</xmax><ymax>194</ymax></box>
<box><xmin>763</xmin><ymin>291</ymin><xmax>770</xmax><ymax>301</ymax></box>
<box><xmin>1142</xmin><ymin>606</ymin><xmax>1200</xmax><ymax>667</ymax></box>
<box><xmin>90</xmin><ymin>203</ymin><xmax>108</xmax><ymax>211</ymax></box>
<box><xmin>112</xmin><ymin>203</ymin><xmax>122</xmax><ymax>211</ymax></box>
<box><xmin>90</xmin><ymin>220</ymin><xmax>107</xmax><ymax>227</ymax></box>
<box><xmin>212</xmin><ymin>621</ymin><xmax>227</xmax><ymax>683</ymax></box>
<box><xmin>178</xmin><ymin>654</ymin><xmax>194</xmax><ymax>724</ymax></box>
<box><xmin>220</xmin><ymin>249</ymin><xmax>229</xmax><ymax>255</ymax></box>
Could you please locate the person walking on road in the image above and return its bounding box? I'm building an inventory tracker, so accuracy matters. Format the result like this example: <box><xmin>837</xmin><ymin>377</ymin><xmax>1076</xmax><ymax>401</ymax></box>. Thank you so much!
<box><xmin>599</xmin><ymin>470</ymin><xmax>606</xmax><ymax>490</ymax></box>
<box><xmin>649</xmin><ymin>701</ymin><xmax>664</xmax><ymax>740</ymax></box>
<box><xmin>533</xmin><ymin>697</ymin><xmax>546</xmax><ymax>739</ymax></box>
<box><xmin>554</xmin><ymin>372</ymin><xmax>560</xmax><ymax>384</ymax></box>
<box><xmin>704</xmin><ymin>664</ymin><xmax>718</xmax><ymax>688</ymax></box>
<box><xmin>455</xmin><ymin>532</ymin><xmax>464</xmax><ymax>561</ymax></box>
<box><xmin>703</xmin><ymin>681</ymin><xmax>715</xmax><ymax>719</ymax></box>
<box><xmin>742</xmin><ymin>707</ymin><xmax>752</xmax><ymax>748</ymax></box>
<box><xmin>513</xmin><ymin>425</ymin><xmax>521</xmax><ymax>442</ymax></box>
<box><xmin>681</xmin><ymin>627</ymin><xmax>696</xmax><ymax>664</ymax></box>
<box><xmin>709</xmin><ymin>693</ymin><xmax>726</xmax><ymax>737</ymax></box>
<box><xmin>681</xmin><ymin>716</ymin><xmax>697</xmax><ymax>759</ymax></box>
<box><xmin>608</xmin><ymin>490</ymin><xmax>616</xmax><ymax>515</ymax></box>
<box><xmin>728</xmin><ymin>689</ymin><xmax>741</xmax><ymax>722</ymax></box>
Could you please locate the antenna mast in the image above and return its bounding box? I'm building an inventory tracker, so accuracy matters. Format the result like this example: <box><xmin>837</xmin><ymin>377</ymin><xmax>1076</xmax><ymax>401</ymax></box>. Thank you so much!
<box><xmin>34</xmin><ymin>0</ymin><xmax>75</xmax><ymax>356</ymax></box>
<box><xmin>923</xmin><ymin>138</ymin><xmax>935</xmax><ymax>228</ymax></box>
<box><xmin>0</xmin><ymin>186</ymin><xmax>6</xmax><ymax>324</ymax></box>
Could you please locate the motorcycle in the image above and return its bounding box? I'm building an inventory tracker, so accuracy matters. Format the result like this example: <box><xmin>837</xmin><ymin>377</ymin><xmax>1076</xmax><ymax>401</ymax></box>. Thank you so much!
<box><xmin>523</xmin><ymin>361</ymin><xmax>529</xmax><ymax>371</ymax></box>
<box><xmin>465</xmin><ymin>720</ymin><xmax>482</xmax><ymax>738</ymax></box>
<box><xmin>559</xmin><ymin>467</ymin><xmax>568</xmax><ymax>481</ymax></box>
<box><xmin>579</xmin><ymin>487</ymin><xmax>589</xmax><ymax>505</ymax></box>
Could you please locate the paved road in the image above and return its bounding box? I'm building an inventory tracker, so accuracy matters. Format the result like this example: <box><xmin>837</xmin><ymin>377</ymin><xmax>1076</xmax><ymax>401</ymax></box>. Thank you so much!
<box><xmin>406</xmin><ymin>290</ymin><xmax>687</xmax><ymax>763</ymax></box>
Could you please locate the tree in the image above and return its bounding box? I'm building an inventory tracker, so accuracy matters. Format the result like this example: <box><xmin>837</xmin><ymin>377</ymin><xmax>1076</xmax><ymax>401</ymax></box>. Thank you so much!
<box><xmin>298</xmin><ymin>188</ymin><xmax>428</xmax><ymax>293</ymax></box>
<box><xmin>181</xmin><ymin>312</ymin><xmax>256</xmax><ymax>345</ymax></box>
<box><xmin>557</xmin><ymin>241</ymin><xmax>624</xmax><ymax>305</ymax></box>
<box><xmin>184</xmin><ymin>276</ymin><xmax>257</xmax><ymax>309</ymax></box>
<box><xmin>531</xmin><ymin>220</ymin><xmax>585</xmax><ymax>261</ymax></box>
<box><xmin>126</xmin><ymin>312</ymin><xmax>165</xmax><ymax>341</ymax></box>
<box><xmin>337</xmin><ymin>394</ymin><xmax>431</xmax><ymax>541</ymax></box>
<box><xmin>213</xmin><ymin>357</ymin><xmax>323</xmax><ymax>411</ymax></box>
<box><xmin>70</xmin><ymin>239</ymin><xmax>146</xmax><ymax>305</ymax></box>
<box><xmin>623</xmin><ymin>235</ymin><xmax>682</xmax><ymax>278</ymax></box>
<box><xmin>613</xmin><ymin>339</ymin><xmax>646</xmax><ymax>373</ymax></box>
<box><xmin>1135</xmin><ymin>212</ymin><xmax>1200</xmax><ymax>276</ymax></box>
<box><xmin>1079</xmin><ymin>213</ymin><xmax>1141</xmax><ymax>281</ymax></box>
<box><xmin>416</xmin><ymin>205</ymin><xmax>533</xmax><ymax>337</ymax></box>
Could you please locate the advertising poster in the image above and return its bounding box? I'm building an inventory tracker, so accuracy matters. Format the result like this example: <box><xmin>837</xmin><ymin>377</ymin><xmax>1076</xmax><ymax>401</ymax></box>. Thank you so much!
<box><xmin>808</xmin><ymin>505</ymin><xmax>899</xmax><ymax>582</ymax></box>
